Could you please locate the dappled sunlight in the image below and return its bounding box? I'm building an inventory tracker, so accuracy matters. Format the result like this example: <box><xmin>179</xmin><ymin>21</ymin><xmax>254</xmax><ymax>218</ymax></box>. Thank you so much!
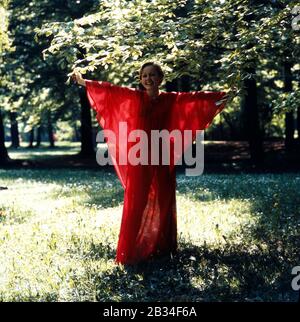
<box><xmin>0</xmin><ymin>169</ymin><xmax>299</xmax><ymax>301</ymax></box>
<box><xmin>0</xmin><ymin>174</ymin><xmax>123</xmax><ymax>301</ymax></box>
<box><xmin>177</xmin><ymin>196</ymin><xmax>256</xmax><ymax>246</ymax></box>
<box><xmin>0</xmin><ymin>180</ymin><xmax>76</xmax><ymax>222</ymax></box>
<box><xmin>1</xmin><ymin>0</ymin><xmax>299</xmax><ymax>304</ymax></box>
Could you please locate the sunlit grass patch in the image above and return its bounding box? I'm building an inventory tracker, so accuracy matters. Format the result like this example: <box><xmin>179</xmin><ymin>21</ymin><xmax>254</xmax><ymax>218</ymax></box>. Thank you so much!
<box><xmin>6</xmin><ymin>142</ymin><xmax>81</xmax><ymax>161</ymax></box>
<box><xmin>0</xmin><ymin>205</ymin><xmax>34</xmax><ymax>225</ymax></box>
<box><xmin>177</xmin><ymin>196</ymin><xmax>255</xmax><ymax>245</ymax></box>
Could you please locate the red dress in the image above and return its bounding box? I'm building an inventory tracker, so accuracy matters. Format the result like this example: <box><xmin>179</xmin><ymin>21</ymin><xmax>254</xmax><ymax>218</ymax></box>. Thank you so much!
<box><xmin>86</xmin><ymin>80</ymin><xmax>227</xmax><ymax>265</ymax></box>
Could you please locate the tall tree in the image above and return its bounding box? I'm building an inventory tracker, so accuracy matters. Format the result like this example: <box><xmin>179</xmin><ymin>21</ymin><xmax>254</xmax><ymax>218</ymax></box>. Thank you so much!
<box><xmin>0</xmin><ymin>110</ymin><xmax>8</xmax><ymax>163</ymax></box>
<box><xmin>78</xmin><ymin>87</ymin><xmax>94</xmax><ymax>156</ymax></box>
<box><xmin>283</xmin><ymin>61</ymin><xmax>294</xmax><ymax>150</ymax></box>
<box><xmin>0</xmin><ymin>0</ymin><xmax>10</xmax><ymax>51</ymax></box>
<box><xmin>3</xmin><ymin>0</ymin><xmax>98</xmax><ymax>156</ymax></box>
<box><xmin>0</xmin><ymin>0</ymin><xmax>11</xmax><ymax>163</ymax></box>
<box><xmin>9</xmin><ymin>111</ymin><xmax>20</xmax><ymax>148</ymax></box>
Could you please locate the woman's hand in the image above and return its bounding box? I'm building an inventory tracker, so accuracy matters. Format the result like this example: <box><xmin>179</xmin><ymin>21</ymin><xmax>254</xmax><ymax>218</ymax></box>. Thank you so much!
<box><xmin>71</xmin><ymin>71</ymin><xmax>86</xmax><ymax>87</ymax></box>
<box><xmin>229</xmin><ymin>85</ymin><xmax>238</xmax><ymax>96</ymax></box>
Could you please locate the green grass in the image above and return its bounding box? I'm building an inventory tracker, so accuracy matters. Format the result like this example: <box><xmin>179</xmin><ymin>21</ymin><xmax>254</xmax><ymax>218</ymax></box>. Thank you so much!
<box><xmin>6</xmin><ymin>142</ymin><xmax>81</xmax><ymax>161</ymax></box>
<box><xmin>0</xmin><ymin>168</ymin><xmax>299</xmax><ymax>302</ymax></box>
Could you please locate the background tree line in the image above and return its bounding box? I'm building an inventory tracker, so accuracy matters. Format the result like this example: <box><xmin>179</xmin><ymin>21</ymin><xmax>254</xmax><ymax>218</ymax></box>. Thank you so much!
<box><xmin>0</xmin><ymin>0</ymin><xmax>299</xmax><ymax>167</ymax></box>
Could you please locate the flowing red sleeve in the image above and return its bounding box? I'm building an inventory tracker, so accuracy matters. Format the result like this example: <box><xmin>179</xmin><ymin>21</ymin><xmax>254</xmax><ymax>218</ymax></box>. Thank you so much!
<box><xmin>86</xmin><ymin>80</ymin><xmax>140</xmax><ymax>188</ymax></box>
<box><xmin>86</xmin><ymin>80</ymin><xmax>138</xmax><ymax>128</ymax></box>
<box><xmin>168</xmin><ymin>90</ymin><xmax>227</xmax><ymax>132</ymax></box>
<box><xmin>165</xmin><ymin>90</ymin><xmax>228</xmax><ymax>169</ymax></box>
<box><xmin>85</xmin><ymin>80</ymin><xmax>110</xmax><ymax>129</ymax></box>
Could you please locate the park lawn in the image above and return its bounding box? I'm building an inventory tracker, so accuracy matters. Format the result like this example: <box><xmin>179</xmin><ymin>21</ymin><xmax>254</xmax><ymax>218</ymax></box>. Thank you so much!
<box><xmin>5</xmin><ymin>141</ymin><xmax>81</xmax><ymax>161</ymax></box>
<box><xmin>0</xmin><ymin>168</ymin><xmax>299</xmax><ymax>302</ymax></box>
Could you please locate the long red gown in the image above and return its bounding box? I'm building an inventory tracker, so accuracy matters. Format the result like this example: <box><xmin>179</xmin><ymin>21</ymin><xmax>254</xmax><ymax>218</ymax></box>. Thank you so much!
<box><xmin>86</xmin><ymin>80</ymin><xmax>227</xmax><ymax>265</ymax></box>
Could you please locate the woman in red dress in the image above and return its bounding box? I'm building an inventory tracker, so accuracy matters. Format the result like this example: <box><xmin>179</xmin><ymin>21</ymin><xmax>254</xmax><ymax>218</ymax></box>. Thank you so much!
<box><xmin>73</xmin><ymin>62</ymin><xmax>229</xmax><ymax>265</ymax></box>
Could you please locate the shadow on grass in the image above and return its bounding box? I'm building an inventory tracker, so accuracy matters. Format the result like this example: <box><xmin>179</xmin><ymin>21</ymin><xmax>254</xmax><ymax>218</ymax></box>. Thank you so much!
<box><xmin>175</xmin><ymin>174</ymin><xmax>299</xmax><ymax>301</ymax></box>
<box><xmin>69</xmin><ymin>239</ymin><xmax>299</xmax><ymax>302</ymax></box>
<box><xmin>1</xmin><ymin>169</ymin><xmax>299</xmax><ymax>301</ymax></box>
<box><xmin>74</xmin><ymin>172</ymin><xmax>300</xmax><ymax>301</ymax></box>
<box><xmin>85</xmin><ymin>188</ymin><xmax>124</xmax><ymax>209</ymax></box>
<box><xmin>176</xmin><ymin>173</ymin><xmax>300</xmax><ymax>250</ymax></box>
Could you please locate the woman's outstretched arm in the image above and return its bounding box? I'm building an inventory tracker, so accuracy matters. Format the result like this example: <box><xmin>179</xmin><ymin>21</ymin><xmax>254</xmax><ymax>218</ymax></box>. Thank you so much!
<box><xmin>72</xmin><ymin>71</ymin><xmax>86</xmax><ymax>87</ymax></box>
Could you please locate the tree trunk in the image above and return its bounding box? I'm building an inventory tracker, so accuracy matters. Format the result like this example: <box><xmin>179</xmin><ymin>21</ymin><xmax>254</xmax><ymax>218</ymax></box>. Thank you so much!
<box><xmin>283</xmin><ymin>61</ymin><xmax>294</xmax><ymax>151</ymax></box>
<box><xmin>79</xmin><ymin>87</ymin><xmax>94</xmax><ymax>157</ymax></box>
<box><xmin>297</xmin><ymin>105</ymin><xmax>300</xmax><ymax>146</ymax></box>
<box><xmin>74</xmin><ymin>122</ymin><xmax>80</xmax><ymax>142</ymax></box>
<box><xmin>47</xmin><ymin>111</ymin><xmax>55</xmax><ymax>148</ymax></box>
<box><xmin>36</xmin><ymin>125</ymin><xmax>42</xmax><ymax>147</ymax></box>
<box><xmin>242</xmin><ymin>66</ymin><xmax>264</xmax><ymax>166</ymax></box>
<box><xmin>0</xmin><ymin>109</ymin><xmax>9</xmax><ymax>164</ymax></box>
<box><xmin>28</xmin><ymin>128</ymin><xmax>34</xmax><ymax>148</ymax></box>
<box><xmin>9</xmin><ymin>111</ymin><xmax>20</xmax><ymax>148</ymax></box>
<box><xmin>76</xmin><ymin>47</ymin><xmax>94</xmax><ymax>157</ymax></box>
<box><xmin>222</xmin><ymin>113</ymin><xmax>239</xmax><ymax>140</ymax></box>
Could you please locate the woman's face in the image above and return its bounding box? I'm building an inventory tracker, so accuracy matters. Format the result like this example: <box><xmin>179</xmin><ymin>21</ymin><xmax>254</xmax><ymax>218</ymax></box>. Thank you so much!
<box><xmin>140</xmin><ymin>65</ymin><xmax>162</xmax><ymax>91</ymax></box>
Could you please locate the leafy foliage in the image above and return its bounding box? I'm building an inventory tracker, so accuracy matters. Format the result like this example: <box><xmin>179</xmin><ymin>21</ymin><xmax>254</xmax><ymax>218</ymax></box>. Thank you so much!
<box><xmin>0</xmin><ymin>0</ymin><xmax>10</xmax><ymax>53</ymax></box>
<box><xmin>1</xmin><ymin>1</ymin><xmax>300</xmax><ymax>148</ymax></box>
<box><xmin>1</xmin><ymin>0</ymin><xmax>99</xmax><ymax>133</ymax></box>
